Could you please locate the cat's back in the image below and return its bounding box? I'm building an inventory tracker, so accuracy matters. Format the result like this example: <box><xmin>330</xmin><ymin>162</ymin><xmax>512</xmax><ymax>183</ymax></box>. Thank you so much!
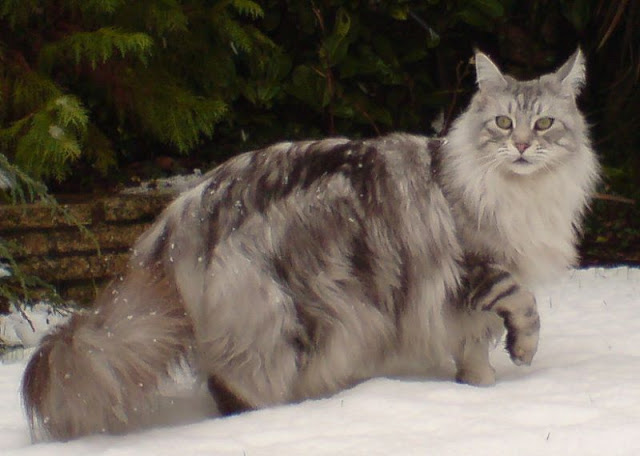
<box><xmin>140</xmin><ymin>133</ymin><xmax>440</xmax><ymax>247</ymax></box>
<box><xmin>132</xmin><ymin>133</ymin><xmax>461</xmax><ymax>325</ymax></box>
<box><xmin>198</xmin><ymin>132</ymin><xmax>438</xmax><ymax>216</ymax></box>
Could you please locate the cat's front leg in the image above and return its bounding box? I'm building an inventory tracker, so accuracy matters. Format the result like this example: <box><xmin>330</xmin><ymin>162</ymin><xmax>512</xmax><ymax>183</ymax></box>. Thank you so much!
<box><xmin>493</xmin><ymin>290</ymin><xmax>540</xmax><ymax>366</ymax></box>
<box><xmin>454</xmin><ymin>334</ymin><xmax>496</xmax><ymax>386</ymax></box>
<box><xmin>468</xmin><ymin>265</ymin><xmax>541</xmax><ymax>366</ymax></box>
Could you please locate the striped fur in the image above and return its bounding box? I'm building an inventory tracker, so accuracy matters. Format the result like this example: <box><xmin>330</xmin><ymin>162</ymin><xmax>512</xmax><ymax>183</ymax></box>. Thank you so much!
<box><xmin>22</xmin><ymin>50</ymin><xmax>598</xmax><ymax>440</ymax></box>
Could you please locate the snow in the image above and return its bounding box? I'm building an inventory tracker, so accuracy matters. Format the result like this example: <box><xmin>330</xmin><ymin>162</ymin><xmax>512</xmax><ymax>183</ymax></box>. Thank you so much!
<box><xmin>0</xmin><ymin>303</ymin><xmax>71</xmax><ymax>349</ymax></box>
<box><xmin>1</xmin><ymin>267</ymin><xmax>639</xmax><ymax>455</ymax></box>
<box><xmin>120</xmin><ymin>170</ymin><xmax>204</xmax><ymax>196</ymax></box>
<box><xmin>0</xmin><ymin>263</ymin><xmax>11</xmax><ymax>278</ymax></box>
<box><xmin>0</xmin><ymin>170</ymin><xmax>13</xmax><ymax>189</ymax></box>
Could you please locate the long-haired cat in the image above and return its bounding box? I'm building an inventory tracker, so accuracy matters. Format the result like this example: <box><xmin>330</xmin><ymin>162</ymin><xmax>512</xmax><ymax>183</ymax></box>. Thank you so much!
<box><xmin>22</xmin><ymin>49</ymin><xmax>598</xmax><ymax>441</ymax></box>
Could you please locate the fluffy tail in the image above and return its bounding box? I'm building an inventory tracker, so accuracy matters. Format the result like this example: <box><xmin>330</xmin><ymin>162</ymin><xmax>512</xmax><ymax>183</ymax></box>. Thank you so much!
<box><xmin>22</xmin><ymin>270</ymin><xmax>194</xmax><ymax>441</ymax></box>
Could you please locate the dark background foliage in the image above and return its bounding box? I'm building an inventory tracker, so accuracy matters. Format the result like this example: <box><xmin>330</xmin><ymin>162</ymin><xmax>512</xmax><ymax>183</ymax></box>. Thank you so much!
<box><xmin>1</xmin><ymin>0</ymin><xmax>638</xmax><ymax>266</ymax></box>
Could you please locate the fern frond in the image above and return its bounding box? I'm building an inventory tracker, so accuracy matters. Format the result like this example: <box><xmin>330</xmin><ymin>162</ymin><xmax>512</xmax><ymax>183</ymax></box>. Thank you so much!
<box><xmin>151</xmin><ymin>94</ymin><xmax>227</xmax><ymax>152</ymax></box>
<box><xmin>245</xmin><ymin>24</ymin><xmax>278</xmax><ymax>50</ymax></box>
<box><xmin>0</xmin><ymin>117</ymin><xmax>31</xmax><ymax>151</ymax></box>
<box><xmin>10</xmin><ymin>95</ymin><xmax>88</xmax><ymax>181</ymax></box>
<box><xmin>0</xmin><ymin>153</ymin><xmax>96</xmax><ymax>306</ymax></box>
<box><xmin>0</xmin><ymin>152</ymin><xmax>48</xmax><ymax>203</ymax></box>
<box><xmin>130</xmin><ymin>72</ymin><xmax>228</xmax><ymax>152</ymax></box>
<box><xmin>214</xmin><ymin>13</ymin><xmax>254</xmax><ymax>53</ymax></box>
<box><xmin>0</xmin><ymin>0</ymin><xmax>39</xmax><ymax>27</ymax></box>
<box><xmin>230</xmin><ymin>0</ymin><xmax>264</xmax><ymax>19</ymax></box>
<box><xmin>71</xmin><ymin>0</ymin><xmax>126</xmax><ymax>14</ymax></box>
<box><xmin>52</xmin><ymin>96</ymin><xmax>89</xmax><ymax>132</ymax></box>
<box><xmin>10</xmin><ymin>69</ymin><xmax>62</xmax><ymax>117</ymax></box>
<box><xmin>145</xmin><ymin>0</ymin><xmax>189</xmax><ymax>34</ymax></box>
<box><xmin>39</xmin><ymin>27</ymin><xmax>153</xmax><ymax>71</ymax></box>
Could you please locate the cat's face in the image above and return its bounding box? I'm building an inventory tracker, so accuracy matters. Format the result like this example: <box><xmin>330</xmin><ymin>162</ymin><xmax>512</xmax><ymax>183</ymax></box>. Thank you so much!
<box><xmin>466</xmin><ymin>50</ymin><xmax>586</xmax><ymax>176</ymax></box>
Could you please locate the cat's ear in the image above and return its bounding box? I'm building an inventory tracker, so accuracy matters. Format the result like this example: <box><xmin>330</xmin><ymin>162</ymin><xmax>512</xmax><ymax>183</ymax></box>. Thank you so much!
<box><xmin>474</xmin><ymin>51</ymin><xmax>508</xmax><ymax>90</ymax></box>
<box><xmin>553</xmin><ymin>48</ymin><xmax>586</xmax><ymax>96</ymax></box>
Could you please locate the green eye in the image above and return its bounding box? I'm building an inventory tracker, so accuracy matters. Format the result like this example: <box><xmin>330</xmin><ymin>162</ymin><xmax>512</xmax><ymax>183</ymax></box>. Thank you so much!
<box><xmin>495</xmin><ymin>116</ymin><xmax>513</xmax><ymax>129</ymax></box>
<box><xmin>534</xmin><ymin>117</ymin><xmax>554</xmax><ymax>130</ymax></box>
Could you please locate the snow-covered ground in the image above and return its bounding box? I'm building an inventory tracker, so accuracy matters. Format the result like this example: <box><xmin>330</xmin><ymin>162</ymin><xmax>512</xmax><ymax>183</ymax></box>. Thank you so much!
<box><xmin>1</xmin><ymin>267</ymin><xmax>639</xmax><ymax>455</ymax></box>
<box><xmin>120</xmin><ymin>170</ymin><xmax>204</xmax><ymax>195</ymax></box>
<box><xmin>0</xmin><ymin>303</ymin><xmax>72</xmax><ymax>350</ymax></box>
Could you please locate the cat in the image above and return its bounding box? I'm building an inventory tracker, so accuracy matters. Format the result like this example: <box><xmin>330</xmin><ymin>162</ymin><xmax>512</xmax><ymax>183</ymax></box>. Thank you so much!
<box><xmin>22</xmin><ymin>49</ymin><xmax>599</xmax><ymax>441</ymax></box>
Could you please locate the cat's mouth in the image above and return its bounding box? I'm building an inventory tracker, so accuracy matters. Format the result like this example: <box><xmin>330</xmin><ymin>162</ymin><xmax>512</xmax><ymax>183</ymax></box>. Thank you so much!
<box><xmin>508</xmin><ymin>157</ymin><xmax>540</xmax><ymax>175</ymax></box>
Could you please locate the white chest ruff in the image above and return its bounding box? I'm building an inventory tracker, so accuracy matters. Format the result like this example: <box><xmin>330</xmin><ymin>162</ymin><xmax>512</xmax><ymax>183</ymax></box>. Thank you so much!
<box><xmin>461</xmin><ymin>167</ymin><xmax>585</xmax><ymax>286</ymax></box>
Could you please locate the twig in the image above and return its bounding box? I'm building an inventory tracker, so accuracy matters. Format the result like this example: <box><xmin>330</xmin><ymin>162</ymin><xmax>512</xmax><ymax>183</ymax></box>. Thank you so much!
<box><xmin>597</xmin><ymin>0</ymin><xmax>630</xmax><ymax>50</ymax></box>
<box><xmin>441</xmin><ymin>60</ymin><xmax>471</xmax><ymax>135</ymax></box>
<box><xmin>17</xmin><ymin>305</ymin><xmax>36</xmax><ymax>333</ymax></box>
<box><xmin>351</xmin><ymin>100</ymin><xmax>381</xmax><ymax>135</ymax></box>
<box><xmin>593</xmin><ymin>192</ymin><xmax>635</xmax><ymax>204</ymax></box>
<box><xmin>311</xmin><ymin>3</ymin><xmax>336</xmax><ymax>135</ymax></box>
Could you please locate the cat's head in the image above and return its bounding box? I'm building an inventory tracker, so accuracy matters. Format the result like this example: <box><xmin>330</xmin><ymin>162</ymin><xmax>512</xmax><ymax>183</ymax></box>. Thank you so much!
<box><xmin>453</xmin><ymin>49</ymin><xmax>588</xmax><ymax>176</ymax></box>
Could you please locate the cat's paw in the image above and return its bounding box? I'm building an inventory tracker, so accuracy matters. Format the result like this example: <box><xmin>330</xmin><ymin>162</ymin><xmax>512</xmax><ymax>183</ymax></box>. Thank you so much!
<box><xmin>506</xmin><ymin>328</ymin><xmax>539</xmax><ymax>366</ymax></box>
<box><xmin>502</xmin><ymin>298</ymin><xmax>540</xmax><ymax>366</ymax></box>
<box><xmin>456</xmin><ymin>365</ymin><xmax>496</xmax><ymax>386</ymax></box>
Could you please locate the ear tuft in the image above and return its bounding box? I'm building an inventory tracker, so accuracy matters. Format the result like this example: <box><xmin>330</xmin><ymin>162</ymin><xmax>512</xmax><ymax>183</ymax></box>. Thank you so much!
<box><xmin>554</xmin><ymin>48</ymin><xmax>586</xmax><ymax>96</ymax></box>
<box><xmin>474</xmin><ymin>52</ymin><xmax>508</xmax><ymax>90</ymax></box>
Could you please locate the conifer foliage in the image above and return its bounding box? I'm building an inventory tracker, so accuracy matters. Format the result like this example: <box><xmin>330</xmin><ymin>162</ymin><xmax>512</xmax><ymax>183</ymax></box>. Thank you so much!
<box><xmin>0</xmin><ymin>0</ymin><xmax>517</xmax><ymax>185</ymax></box>
<box><xmin>0</xmin><ymin>1</ymin><xmax>636</xmax><ymax>304</ymax></box>
<box><xmin>0</xmin><ymin>0</ymin><xmax>271</xmax><ymax>307</ymax></box>
<box><xmin>0</xmin><ymin>0</ymin><xmax>267</xmax><ymax>182</ymax></box>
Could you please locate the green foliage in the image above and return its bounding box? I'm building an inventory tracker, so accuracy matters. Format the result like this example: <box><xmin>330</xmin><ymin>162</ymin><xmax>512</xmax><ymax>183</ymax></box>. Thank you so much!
<box><xmin>5</xmin><ymin>95</ymin><xmax>89</xmax><ymax>181</ymax></box>
<box><xmin>126</xmin><ymin>72</ymin><xmax>228</xmax><ymax>152</ymax></box>
<box><xmin>0</xmin><ymin>0</ymin><xmax>636</xmax><ymax>269</ymax></box>
<box><xmin>230</xmin><ymin>0</ymin><xmax>264</xmax><ymax>20</ymax></box>
<box><xmin>222</xmin><ymin>0</ymin><xmax>515</xmax><ymax>142</ymax></box>
<box><xmin>0</xmin><ymin>152</ymin><xmax>48</xmax><ymax>204</ymax></box>
<box><xmin>0</xmin><ymin>153</ymin><xmax>91</xmax><ymax>308</ymax></box>
<box><xmin>39</xmin><ymin>28</ymin><xmax>154</xmax><ymax>70</ymax></box>
<box><xmin>0</xmin><ymin>0</ymin><xmax>273</xmax><ymax>182</ymax></box>
<box><xmin>0</xmin><ymin>0</ymin><xmax>527</xmax><ymax>182</ymax></box>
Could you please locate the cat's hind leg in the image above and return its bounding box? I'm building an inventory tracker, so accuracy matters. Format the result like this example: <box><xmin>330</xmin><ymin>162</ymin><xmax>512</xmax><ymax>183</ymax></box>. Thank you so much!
<box><xmin>188</xmin><ymin>249</ymin><xmax>306</xmax><ymax>415</ymax></box>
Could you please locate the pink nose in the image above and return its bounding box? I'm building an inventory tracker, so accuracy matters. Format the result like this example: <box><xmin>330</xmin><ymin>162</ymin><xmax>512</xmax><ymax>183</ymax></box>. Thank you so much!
<box><xmin>515</xmin><ymin>142</ymin><xmax>530</xmax><ymax>154</ymax></box>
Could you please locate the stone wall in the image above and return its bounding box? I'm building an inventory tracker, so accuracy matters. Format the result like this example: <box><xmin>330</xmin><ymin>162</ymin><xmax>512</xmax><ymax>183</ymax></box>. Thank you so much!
<box><xmin>0</xmin><ymin>194</ymin><xmax>172</xmax><ymax>305</ymax></box>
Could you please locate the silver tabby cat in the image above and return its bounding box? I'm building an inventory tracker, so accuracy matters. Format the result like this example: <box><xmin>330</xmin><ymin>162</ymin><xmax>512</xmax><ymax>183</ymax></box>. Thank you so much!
<box><xmin>22</xmin><ymin>50</ymin><xmax>598</xmax><ymax>441</ymax></box>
